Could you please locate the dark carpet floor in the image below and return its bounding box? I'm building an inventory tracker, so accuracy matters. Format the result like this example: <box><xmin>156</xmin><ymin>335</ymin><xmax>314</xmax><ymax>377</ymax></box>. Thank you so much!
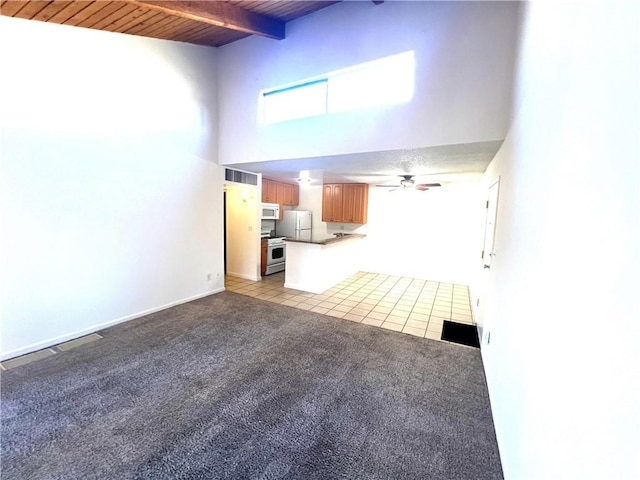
<box><xmin>1</xmin><ymin>292</ymin><xmax>503</xmax><ymax>480</ymax></box>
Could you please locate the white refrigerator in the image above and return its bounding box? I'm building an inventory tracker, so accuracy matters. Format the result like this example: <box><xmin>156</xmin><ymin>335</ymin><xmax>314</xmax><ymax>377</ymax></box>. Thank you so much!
<box><xmin>277</xmin><ymin>210</ymin><xmax>312</xmax><ymax>241</ymax></box>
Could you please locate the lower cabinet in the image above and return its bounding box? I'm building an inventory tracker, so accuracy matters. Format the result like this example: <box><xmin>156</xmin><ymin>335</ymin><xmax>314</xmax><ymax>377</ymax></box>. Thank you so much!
<box><xmin>261</xmin><ymin>240</ymin><xmax>268</xmax><ymax>276</ymax></box>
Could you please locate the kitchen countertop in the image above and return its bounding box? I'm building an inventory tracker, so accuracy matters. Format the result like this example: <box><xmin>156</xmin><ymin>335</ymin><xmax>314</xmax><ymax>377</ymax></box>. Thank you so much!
<box><xmin>284</xmin><ymin>234</ymin><xmax>366</xmax><ymax>246</ymax></box>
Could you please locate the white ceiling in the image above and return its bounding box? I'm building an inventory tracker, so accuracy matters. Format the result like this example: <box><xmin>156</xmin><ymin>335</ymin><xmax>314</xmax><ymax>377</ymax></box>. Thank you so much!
<box><xmin>229</xmin><ymin>140</ymin><xmax>502</xmax><ymax>186</ymax></box>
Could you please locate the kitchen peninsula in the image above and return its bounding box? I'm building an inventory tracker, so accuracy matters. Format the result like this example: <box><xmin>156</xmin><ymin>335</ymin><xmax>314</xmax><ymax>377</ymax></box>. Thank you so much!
<box><xmin>284</xmin><ymin>234</ymin><xmax>366</xmax><ymax>294</ymax></box>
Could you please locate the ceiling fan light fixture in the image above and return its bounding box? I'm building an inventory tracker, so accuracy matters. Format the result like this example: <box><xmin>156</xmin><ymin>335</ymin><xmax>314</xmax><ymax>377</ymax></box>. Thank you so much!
<box><xmin>400</xmin><ymin>177</ymin><xmax>415</xmax><ymax>188</ymax></box>
<box><xmin>375</xmin><ymin>175</ymin><xmax>442</xmax><ymax>192</ymax></box>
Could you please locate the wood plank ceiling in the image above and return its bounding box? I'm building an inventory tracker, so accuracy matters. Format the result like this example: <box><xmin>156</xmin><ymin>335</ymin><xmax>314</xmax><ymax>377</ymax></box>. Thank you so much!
<box><xmin>0</xmin><ymin>1</ymin><xmax>341</xmax><ymax>47</ymax></box>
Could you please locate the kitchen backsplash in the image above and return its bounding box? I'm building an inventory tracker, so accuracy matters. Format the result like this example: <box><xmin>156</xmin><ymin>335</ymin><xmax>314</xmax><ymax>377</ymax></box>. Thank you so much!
<box><xmin>326</xmin><ymin>223</ymin><xmax>367</xmax><ymax>235</ymax></box>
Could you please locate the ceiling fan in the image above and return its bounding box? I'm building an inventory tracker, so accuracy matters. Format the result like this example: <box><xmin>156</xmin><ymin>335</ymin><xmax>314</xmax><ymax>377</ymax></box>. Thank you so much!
<box><xmin>375</xmin><ymin>175</ymin><xmax>442</xmax><ymax>191</ymax></box>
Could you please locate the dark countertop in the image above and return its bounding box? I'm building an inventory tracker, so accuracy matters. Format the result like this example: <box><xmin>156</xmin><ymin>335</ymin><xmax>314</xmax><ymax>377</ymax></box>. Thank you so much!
<box><xmin>284</xmin><ymin>234</ymin><xmax>366</xmax><ymax>246</ymax></box>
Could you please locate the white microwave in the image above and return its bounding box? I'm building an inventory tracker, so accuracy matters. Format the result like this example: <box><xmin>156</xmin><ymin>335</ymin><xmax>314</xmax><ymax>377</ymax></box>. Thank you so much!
<box><xmin>261</xmin><ymin>203</ymin><xmax>280</xmax><ymax>220</ymax></box>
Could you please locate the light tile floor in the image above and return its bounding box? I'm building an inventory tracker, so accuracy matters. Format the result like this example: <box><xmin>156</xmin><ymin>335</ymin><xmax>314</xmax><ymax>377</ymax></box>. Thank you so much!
<box><xmin>225</xmin><ymin>271</ymin><xmax>475</xmax><ymax>345</ymax></box>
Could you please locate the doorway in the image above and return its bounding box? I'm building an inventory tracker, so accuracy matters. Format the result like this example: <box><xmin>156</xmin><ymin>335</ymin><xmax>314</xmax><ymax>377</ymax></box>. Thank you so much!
<box><xmin>482</xmin><ymin>178</ymin><xmax>500</xmax><ymax>270</ymax></box>
<box><xmin>224</xmin><ymin>184</ymin><xmax>261</xmax><ymax>281</ymax></box>
<box><xmin>475</xmin><ymin>177</ymin><xmax>500</xmax><ymax>342</ymax></box>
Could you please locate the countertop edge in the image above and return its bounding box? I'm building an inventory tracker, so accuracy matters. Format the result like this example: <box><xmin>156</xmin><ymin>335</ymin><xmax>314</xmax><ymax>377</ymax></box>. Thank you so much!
<box><xmin>284</xmin><ymin>234</ymin><xmax>366</xmax><ymax>246</ymax></box>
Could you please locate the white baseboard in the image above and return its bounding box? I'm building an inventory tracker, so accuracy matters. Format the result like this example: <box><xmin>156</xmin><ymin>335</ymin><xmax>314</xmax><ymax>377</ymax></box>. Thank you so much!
<box><xmin>0</xmin><ymin>287</ymin><xmax>225</xmax><ymax>361</ymax></box>
<box><xmin>226</xmin><ymin>271</ymin><xmax>260</xmax><ymax>281</ymax></box>
<box><xmin>283</xmin><ymin>282</ymin><xmax>321</xmax><ymax>294</ymax></box>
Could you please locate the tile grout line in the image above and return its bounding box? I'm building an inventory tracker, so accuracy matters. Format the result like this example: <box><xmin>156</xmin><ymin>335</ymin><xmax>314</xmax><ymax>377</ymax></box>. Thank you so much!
<box><xmin>426</xmin><ymin>281</ymin><xmax>442</xmax><ymax>339</ymax></box>
<box><xmin>399</xmin><ymin>278</ymin><xmax>426</xmax><ymax>334</ymax></box>
<box><xmin>328</xmin><ymin>275</ymin><xmax>391</xmax><ymax>323</ymax></box>
<box><xmin>373</xmin><ymin>277</ymin><xmax>421</xmax><ymax>328</ymax></box>
<box><xmin>363</xmin><ymin>277</ymin><xmax>400</xmax><ymax>327</ymax></box>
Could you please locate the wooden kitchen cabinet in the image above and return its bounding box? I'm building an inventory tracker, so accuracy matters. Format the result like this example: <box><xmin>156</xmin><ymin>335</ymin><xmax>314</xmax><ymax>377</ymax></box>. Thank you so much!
<box><xmin>276</xmin><ymin>182</ymin><xmax>285</xmax><ymax>206</ymax></box>
<box><xmin>342</xmin><ymin>183</ymin><xmax>369</xmax><ymax>223</ymax></box>
<box><xmin>322</xmin><ymin>183</ymin><xmax>368</xmax><ymax>224</ymax></box>
<box><xmin>261</xmin><ymin>239</ymin><xmax>268</xmax><ymax>276</ymax></box>
<box><xmin>322</xmin><ymin>183</ymin><xmax>344</xmax><ymax>222</ymax></box>
<box><xmin>280</xmin><ymin>183</ymin><xmax>298</xmax><ymax>206</ymax></box>
<box><xmin>262</xmin><ymin>179</ymin><xmax>278</xmax><ymax>203</ymax></box>
<box><xmin>262</xmin><ymin>178</ymin><xmax>299</xmax><ymax>219</ymax></box>
<box><xmin>262</xmin><ymin>178</ymin><xmax>299</xmax><ymax>206</ymax></box>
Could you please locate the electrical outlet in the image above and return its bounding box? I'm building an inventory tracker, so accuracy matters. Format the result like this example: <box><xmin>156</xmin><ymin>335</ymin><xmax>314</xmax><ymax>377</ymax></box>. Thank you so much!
<box><xmin>207</xmin><ymin>273</ymin><xmax>212</xmax><ymax>281</ymax></box>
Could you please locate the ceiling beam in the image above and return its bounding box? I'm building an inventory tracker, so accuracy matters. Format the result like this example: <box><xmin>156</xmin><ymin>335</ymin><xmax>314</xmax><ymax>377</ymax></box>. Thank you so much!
<box><xmin>127</xmin><ymin>1</ymin><xmax>285</xmax><ymax>40</ymax></box>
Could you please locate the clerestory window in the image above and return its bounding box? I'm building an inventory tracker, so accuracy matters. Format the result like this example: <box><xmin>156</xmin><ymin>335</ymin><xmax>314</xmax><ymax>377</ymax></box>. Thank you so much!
<box><xmin>260</xmin><ymin>51</ymin><xmax>415</xmax><ymax>125</ymax></box>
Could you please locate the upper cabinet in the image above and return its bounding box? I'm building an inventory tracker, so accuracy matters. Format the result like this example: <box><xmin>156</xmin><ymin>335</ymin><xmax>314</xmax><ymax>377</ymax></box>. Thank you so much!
<box><xmin>277</xmin><ymin>182</ymin><xmax>298</xmax><ymax>206</ymax></box>
<box><xmin>342</xmin><ymin>183</ymin><xmax>369</xmax><ymax>224</ymax></box>
<box><xmin>262</xmin><ymin>179</ymin><xmax>278</xmax><ymax>203</ymax></box>
<box><xmin>281</xmin><ymin>183</ymin><xmax>298</xmax><ymax>206</ymax></box>
<box><xmin>262</xmin><ymin>178</ymin><xmax>299</xmax><ymax>219</ymax></box>
<box><xmin>322</xmin><ymin>184</ymin><xmax>344</xmax><ymax>222</ymax></box>
<box><xmin>322</xmin><ymin>183</ymin><xmax>368</xmax><ymax>224</ymax></box>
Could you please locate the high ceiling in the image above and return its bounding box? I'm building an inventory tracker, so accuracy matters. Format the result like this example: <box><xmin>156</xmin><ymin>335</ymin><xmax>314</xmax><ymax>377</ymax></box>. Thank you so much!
<box><xmin>2</xmin><ymin>1</ymin><xmax>502</xmax><ymax>185</ymax></box>
<box><xmin>0</xmin><ymin>0</ymin><xmax>340</xmax><ymax>47</ymax></box>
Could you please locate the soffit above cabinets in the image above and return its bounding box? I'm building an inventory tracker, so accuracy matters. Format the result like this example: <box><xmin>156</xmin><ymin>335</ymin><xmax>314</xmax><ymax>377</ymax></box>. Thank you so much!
<box><xmin>228</xmin><ymin>141</ymin><xmax>504</xmax><ymax>187</ymax></box>
<box><xmin>0</xmin><ymin>0</ymin><xmax>341</xmax><ymax>47</ymax></box>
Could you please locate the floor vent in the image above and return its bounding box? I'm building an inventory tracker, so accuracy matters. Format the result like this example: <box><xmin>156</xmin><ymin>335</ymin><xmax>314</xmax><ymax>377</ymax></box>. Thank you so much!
<box><xmin>1</xmin><ymin>333</ymin><xmax>104</xmax><ymax>370</ymax></box>
<box><xmin>441</xmin><ymin>321</ymin><xmax>480</xmax><ymax>348</ymax></box>
<box><xmin>56</xmin><ymin>333</ymin><xmax>103</xmax><ymax>352</ymax></box>
<box><xmin>225</xmin><ymin>168</ymin><xmax>258</xmax><ymax>186</ymax></box>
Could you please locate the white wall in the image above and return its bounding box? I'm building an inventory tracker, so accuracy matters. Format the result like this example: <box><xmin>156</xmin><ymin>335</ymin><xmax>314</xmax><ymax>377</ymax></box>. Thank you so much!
<box><xmin>225</xmin><ymin>184</ymin><xmax>261</xmax><ymax>280</ymax></box>
<box><xmin>217</xmin><ymin>1</ymin><xmax>521</xmax><ymax>164</ymax></box>
<box><xmin>364</xmin><ymin>184</ymin><xmax>483</xmax><ymax>285</ymax></box>
<box><xmin>0</xmin><ymin>17</ymin><xmax>224</xmax><ymax>359</ymax></box>
<box><xmin>297</xmin><ymin>183</ymin><xmax>483</xmax><ymax>285</ymax></box>
<box><xmin>474</xmin><ymin>2</ymin><xmax>640</xmax><ymax>478</ymax></box>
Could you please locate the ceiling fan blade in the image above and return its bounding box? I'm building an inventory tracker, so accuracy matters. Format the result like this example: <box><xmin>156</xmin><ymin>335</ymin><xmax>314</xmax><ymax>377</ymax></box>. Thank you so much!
<box><xmin>416</xmin><ymin>183</ymin><xmax>441</xmax><ymax>189</ymax></box>
<box><xmin>375</xmin><ymin>184</ymin><xmax>402</xmax><ymax>187</ymax></box>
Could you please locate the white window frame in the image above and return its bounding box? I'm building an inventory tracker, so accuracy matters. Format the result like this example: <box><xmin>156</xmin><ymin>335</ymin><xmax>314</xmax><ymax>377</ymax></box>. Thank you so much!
<box><xmin>260</xmin><ymin>51</ymin><xmax>415</xmax><ymax>125</ymax></box>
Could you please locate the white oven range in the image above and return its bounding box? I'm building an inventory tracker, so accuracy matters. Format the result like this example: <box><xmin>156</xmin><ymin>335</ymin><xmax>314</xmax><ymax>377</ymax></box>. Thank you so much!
<box><xmin>265</xmin><ymin>237</ymin><xmax>286</xmax><ymax>275</ymax></box>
